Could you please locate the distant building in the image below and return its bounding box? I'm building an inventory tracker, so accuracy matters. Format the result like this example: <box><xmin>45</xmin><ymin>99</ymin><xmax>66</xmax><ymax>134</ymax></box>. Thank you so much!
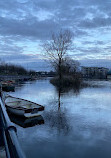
<box><xmin>107</xmin><ymin>70</ymin><xmax>111</xmax><ymax>80</ymax></box>
<box><xmin>81</xmin><ymin>67</ymin><xmax>109</xmax><ymax>79</ymax></box>
<box><xmin>36</xmin><ymin>71</ymin><xmax>56</xmax><ymax>77</ymax></box>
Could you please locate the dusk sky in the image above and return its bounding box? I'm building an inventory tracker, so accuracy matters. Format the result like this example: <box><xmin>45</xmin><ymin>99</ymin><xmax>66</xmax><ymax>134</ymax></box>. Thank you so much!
<box><xmin>0</xmin><ymin>0</ymin><xmax>111</xmax><ymax>71</ymax></box>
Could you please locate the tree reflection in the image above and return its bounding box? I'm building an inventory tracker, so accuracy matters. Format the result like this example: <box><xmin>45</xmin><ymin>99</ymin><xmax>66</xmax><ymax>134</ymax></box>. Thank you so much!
<box><xmin>58</xmin><ymin>87</ymin><xmax>61</xmax><ymax>111</ymax></box>
<box><xmin>56</xmin><ymin>85</ymin><xmax>81</xmax><ymax>97</ymax></box>
<box><xmin>44</xmin><ymin>109</ymin><xmax>71</xmax><ymax>135</ymax></box>
<box><xmin>44</xmin><ymin>87</ymin><xmax>73</xmax><ymax>135</ymax></box>
<box><xmin>56</xmin><ymin>84</ymin><xmax>81</xmax><ymax>111</ymax></box>
<box><xmin>44</xmin><ymin>82</ymin><xmax>83</xmax><ymax>134</ymax></box>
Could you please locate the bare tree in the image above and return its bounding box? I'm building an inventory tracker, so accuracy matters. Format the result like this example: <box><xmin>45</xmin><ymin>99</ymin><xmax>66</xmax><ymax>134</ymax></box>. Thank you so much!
<box><xmin>43</xmin><ymin>30</ymin><xmax>73</xmax><ymax>80</ymax></box>
<box><xmin>61</xmin><ymin>57</ymin><xmax>80</xmax><ymax>75</ymax></box>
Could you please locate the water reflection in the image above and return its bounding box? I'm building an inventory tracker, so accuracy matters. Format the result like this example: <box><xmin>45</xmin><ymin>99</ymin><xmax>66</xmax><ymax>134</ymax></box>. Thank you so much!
<box><xmin>44</xmin><ymin>109</ymin><xmax>71</xmax><ymax>135</ymax></box>
<box><xmin>9</xmin><ymin>114</ymin><xmax>44</xmax><ymax>128</ymax></box>
<box><xmin>56</xmin><ymin>84</ymin><xmax>81</xmax><ymax>97</ymax></box>
<box><xmin>43</xmin><ymin>85</ymin><xmax>72</xmax><ymax>134</ymax></box>
<box><xmin>8</xmin><ymin>79</ymin><xmax>111</xmax><ymax>158</ymax></box>
<box><xmin>55</xmin><ymin>84</ymin><xmax>82</xmax><ymax>111</ymax></box>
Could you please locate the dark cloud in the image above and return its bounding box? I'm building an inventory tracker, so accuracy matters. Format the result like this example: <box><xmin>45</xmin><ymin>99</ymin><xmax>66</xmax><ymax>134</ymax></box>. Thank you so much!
<box><xmin>0</xmin><ymin>0</ymin><xmax>111</xmax><ymax>69</ymax></box>
<box><xmin>74</xmin><ymin>29</ymin><xmax>89</xmax><ymax>37</ymax></box>
<box><xmin>0</xmin><ymin>45</ymin><xmax>23</xmax><ymax>55</ymax></box>
<box><xmin>0</xmin><ymin>53</ymin><xmax>40</xmax><ymax>64</ymax></box>
<box><xmin>0</xmin><ymin>16</ymin><xmax>60</xmax><ymax>39</ymax></box>
<box><xmin>81</xmin><ymin>40</ymin><xmax>106</xmax><ymax>45</ymax></box>
<box><xmin>80</xmin><ymin>59</ymin><xmax>111</xmax><ymax>69</ymax></box>
<box><xmin>0</xmin><ymin>0</ymin><xmax>110</xmax><ymax>38</ymax></box>
<box><xmin>79</xmin><ymin>17</ymin><xmax>111</xmax><ymax>28</ymax></box>
<box><xmin>73</xmin><ymin>45</ymin><xmax>111</xmax><ymax>58</ymax></box>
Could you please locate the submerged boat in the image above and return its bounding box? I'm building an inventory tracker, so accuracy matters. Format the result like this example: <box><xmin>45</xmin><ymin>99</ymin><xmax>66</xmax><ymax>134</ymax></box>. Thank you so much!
<box><xmin>4</xmin><ymin>95</ymin><xmax>44</xmax><ymax>118</ymax></box>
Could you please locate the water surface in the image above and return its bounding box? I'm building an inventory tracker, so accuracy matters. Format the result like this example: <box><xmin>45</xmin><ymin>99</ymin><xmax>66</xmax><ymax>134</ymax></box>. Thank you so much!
<box><xmin>9</xmin><ymin>79</ymin><xmax>111</xmax><ymax>158</ymax></box>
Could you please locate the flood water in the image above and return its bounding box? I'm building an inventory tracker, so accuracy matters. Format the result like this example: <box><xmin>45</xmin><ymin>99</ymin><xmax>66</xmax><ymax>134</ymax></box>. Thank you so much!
<box><xmin>9</xmin><ymin>78</ymin><xmax>111</xmax><ymax>158</ymax></box>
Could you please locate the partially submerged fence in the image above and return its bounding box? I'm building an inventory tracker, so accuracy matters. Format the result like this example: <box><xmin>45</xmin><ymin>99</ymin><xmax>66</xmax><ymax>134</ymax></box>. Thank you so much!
<box><xmin>0</xmin><ymin>97</ymin><xmax>26</xmax><ymax>158</ymax></box>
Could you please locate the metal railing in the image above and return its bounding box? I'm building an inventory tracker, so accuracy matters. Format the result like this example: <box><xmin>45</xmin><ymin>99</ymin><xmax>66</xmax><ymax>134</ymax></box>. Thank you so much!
<box><xmin>0</xmin><ymin>97</ymin><xmax>26</xmax><ymax>158</ymax></box>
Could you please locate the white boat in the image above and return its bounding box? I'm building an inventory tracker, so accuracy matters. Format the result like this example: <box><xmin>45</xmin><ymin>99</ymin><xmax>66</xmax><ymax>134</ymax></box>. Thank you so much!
<box><xmin>4</xmin><ymin>95</ymin><xmax>44</xmax><ymax>118</ymax></box>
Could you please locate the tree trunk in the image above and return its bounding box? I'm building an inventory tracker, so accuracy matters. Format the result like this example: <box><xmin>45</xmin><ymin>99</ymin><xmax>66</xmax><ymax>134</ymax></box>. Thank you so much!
<box><xmin>58</xmin><ymin>59</ymin><xmax>62</xmax><ymax>89</ymax></box>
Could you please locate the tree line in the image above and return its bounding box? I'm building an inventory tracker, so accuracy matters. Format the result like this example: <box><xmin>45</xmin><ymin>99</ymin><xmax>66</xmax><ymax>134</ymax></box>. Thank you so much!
<box><xmin>0</xmin><ymin>63</ymin><xmax>36</xmax><ymax>76</ymax></box>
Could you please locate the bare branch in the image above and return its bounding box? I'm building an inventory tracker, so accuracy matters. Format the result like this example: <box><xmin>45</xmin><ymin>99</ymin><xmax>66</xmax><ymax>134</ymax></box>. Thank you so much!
<box><xmin>42</xmin><ymin>29</ymin><xmax>74</xmax><ymax>78</ymax></box>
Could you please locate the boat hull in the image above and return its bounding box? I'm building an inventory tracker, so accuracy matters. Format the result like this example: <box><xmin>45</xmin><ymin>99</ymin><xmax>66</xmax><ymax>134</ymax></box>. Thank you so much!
<box><xmin>6</xmin><ymin>106</ymin><xmax>25</xmax><ymax>116</ymax></box>
<box><xmin>5</xmin><ymin>95</ymin><xmax>44</xmax><ymax>118</ymax></box>
<box><xmin>2</xmin><ymin>85</ymin><xmax>15</xmax><ymax>92</ymax></box>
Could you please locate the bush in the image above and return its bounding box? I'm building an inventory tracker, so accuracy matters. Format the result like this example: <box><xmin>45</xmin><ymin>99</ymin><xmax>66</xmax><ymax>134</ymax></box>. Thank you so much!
<box><xmin>50</xmin><ymin>75</ymin><xmax>82</xmax><ymax>88</ymax></box>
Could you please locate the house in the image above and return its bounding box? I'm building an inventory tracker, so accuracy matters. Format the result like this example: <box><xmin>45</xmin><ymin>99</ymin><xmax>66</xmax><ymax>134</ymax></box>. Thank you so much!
<box><xmin>107</xmin><ymin>70</ymin><xmax>111</xmax><ymax>80</ymax></box>
<box><xmin>81</xmin><ymin>67</ymin><xmax>109</xmax><ymax>79</ymax></box>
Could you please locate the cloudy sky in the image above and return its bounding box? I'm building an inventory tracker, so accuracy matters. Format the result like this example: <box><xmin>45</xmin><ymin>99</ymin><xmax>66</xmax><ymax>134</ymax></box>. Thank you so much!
<box><xmin>0</xmin><ymin>0</ymin><xmax>111</xmax><ymax>71</ymax></box>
